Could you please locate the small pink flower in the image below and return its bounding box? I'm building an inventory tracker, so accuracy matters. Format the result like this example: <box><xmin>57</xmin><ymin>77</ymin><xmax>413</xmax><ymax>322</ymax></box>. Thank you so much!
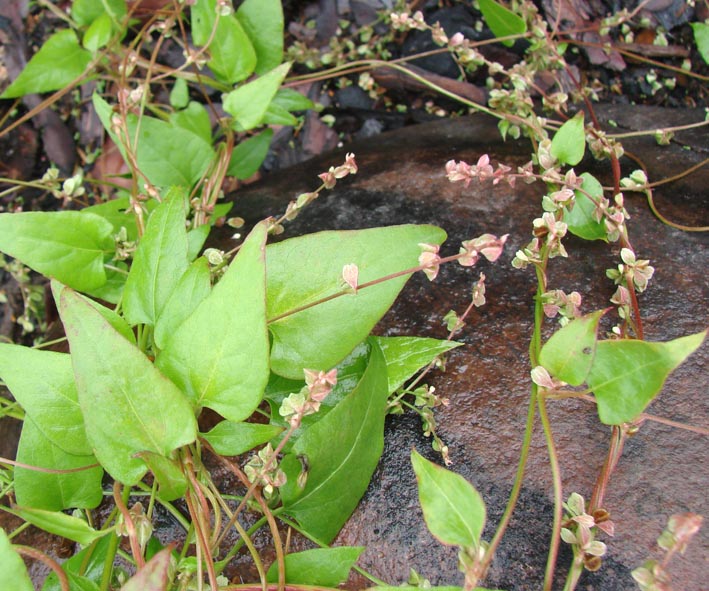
<box><xmin>474</xmin><ymin>154</ymin><xmax>494</xmax><ymax>180</ymax></box>
<box><xmin>449</xmin><ymin>32</ymin><xmax>465</xmax><ymax>47</ymax></box>
<box><xmin>342</xmin><ymin>263</ymin><xmax>359</xmax><ymax>293</ymax></box>
<box><xmin>318</xmin><ymin>170</ymin><xmax>337</xmax><ymax>189</ymax></box>
<box><xmin>304</xmin><ymin>368</ymin><xmax>338</xmax><ymax>402</ymax></box>
<box><xmin>472</xmin><ymin>273</ymin><xmax>486</xmax><ymax>307</ymax></box>
<box><xmin>418</xmin><ymin>243</ymin><xmax>441</xmax><ymax>281</ymax></box>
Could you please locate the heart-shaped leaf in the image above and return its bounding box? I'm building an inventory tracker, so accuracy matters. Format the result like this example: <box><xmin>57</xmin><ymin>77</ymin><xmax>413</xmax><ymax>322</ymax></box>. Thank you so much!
<box><xmin>59</xmin><ymin>287</ymin><xmax>197</xmax><ymax>485</ymax></box>
<box><xmin>157</xmin><ymin>222</ymin><xmax>269</xmax><ymax>422</ymax></box>
<box><xmin>0</xmin><ymin>211</ymin><xmax>114</xmax><ymax>292</ymax></box>
<box><xmin>564</xmin><ymin>173</ymin><xmax>607</xmax><ymax>241</ymax></box>
<box><xmin>223</xmin><ymin>63</ymin><xmax>291</xmax><ymax>131</ymax></box>
<box><xmin>267</xmin><ymin>224</ymin><xmax>446</xmax><ymax>379</ymax></box>
<box><xmin>539</xmin><ymin>310</ymin><xmax>603</xmax><ymax>386</ymax></box>
<box><xmin>588</xmin><ymin>330</ymin><xmax>707</xmax><ymax>425</ymax></box>
<box><xmin>1</xmin><ymin>30</ymin><xmax>91</xmax><ymax>98</ymax></box>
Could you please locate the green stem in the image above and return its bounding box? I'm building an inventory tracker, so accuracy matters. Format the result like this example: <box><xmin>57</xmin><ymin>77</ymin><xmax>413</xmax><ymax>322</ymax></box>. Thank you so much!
<box><xmin>99</xmin><ymin>487</ymin><xmax>130</xmax><ymax>591</ymax></box>
<box><xmin>562</xmin><ymin>549</ymin><xmax>584</xmax><ymax>591</ymax></box>
<box><xmin>479</xmin><ymin>263</ymin><xmax>547</xmax><ymax>577</ymax></box>
<box><xmin>537</xmin><ymin>393</ymin><xmax>564</xmax><ymax>591</ymax></box>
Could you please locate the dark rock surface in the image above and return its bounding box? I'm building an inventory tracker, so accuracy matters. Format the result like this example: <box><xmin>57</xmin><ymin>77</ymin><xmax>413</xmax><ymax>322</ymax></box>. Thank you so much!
<box><xmin>210</xmin><ymin>106</ymin><xmax>708</xmax><ymax>590</ymax></box>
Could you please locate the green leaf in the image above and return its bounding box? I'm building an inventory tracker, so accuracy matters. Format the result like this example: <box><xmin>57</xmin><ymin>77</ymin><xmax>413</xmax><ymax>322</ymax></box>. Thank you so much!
<box><xmin>73</xmin><ymin>0</ymin><xmax>127</xmax><ymax>27</ymax></box>
<box><xmin>411</xmin><ymin>449</ymin><xmax>486</xmax><ymax>548</ymax></box>
<box><xmin>12</xmin><ymin>507</ymin><xmax>109</xmax><ymax>546</ymax></box>
<box><xmin>374</xmin><ymin>336</ymin><xmax>462</xmax><ymax>393</ymax></box>
<box><xmin>223</xmin><ymin>62</ymin><xmax>291</xmax><ymax>131</ymax></box>
<box><xmin>236</xmin><ymin>0</ymin><xmax>284</xmax><ymax>74</ymax></box>
<box><xmin>14</xmin><ymin>418</ymin><xmax>103</xmax><ymax>511</ymax></box>
<box><xmin>539</xmin><ymin>311</ymin><xmax>603</xmax><ymax>386</ymax></box>
<box><xmin>227</xmin><ymin>129</ymin><xmax>273</xmax><ymax>179</ymax></box>
<box><xmin>202</xmin><ymin>422</ymin><xmax>283</xmax><ymax>456</ymax></box>
<box><xmin>191</xmin><ymin>0</ymin><xmax>256</xmax><ymax>84</ymax></box>
<box><xmin>550</xmin><ymin>112</ymin><xmax>586</xmax><ymax>166</ymax></box>
<box><xmin>271</xmin><ymin>88</ymin><xmax>315</xmax><ymax>113</ymax></box>
<box><xmin>266</xmin><ymin>546</ymin><xmax>364</xmax><ymax>586</ymax></box>
<box><xmin>62</xmin><ymin>573</ymin><xmax>101</xmax><ymax>591</ymax></box>
<box><xmin>588</xmin><ymin>330</ymin><xmax>707</xmax><ymax>425</ymax></box>
<box><xmin>0</xmin><ymin>211</ymin><xmax>114</xmax><ymax>292</ymax></box>
<box><xmin>83</xmin><ymin>13</ymin><xmax>113</xmax><ymax>52</ymax></box>
<box><xmin>477</xmin><ymin>0</ymin><xmax>527</xmax><ymax>47</ymax></box>
<box><xmin>120</xmin><ymin>547</ymin><xmax>173</xmax><ymax>591</ymax></box>
<box><xmin>134</xmin><ymin>452</ymin><xmax>187</xmax><ymax>502</ymax></box>
<box><xmin>267</xmin><ymin>224</ymin><xmax>447</xmax><ymax>379</ymax></box>
<box><xmin>0</xmin><ymin>344</ymin><xmax>91</xmax><ymax>456</ymax></box>
<box><xmin>42</xmin><ymin>535</ymin><xmax>113</xmax><ymax>591</ymax></box>
<box><xmin>154</xmin><ymin>257</ymin><xmax>211</xmax><ymax>350</ymax></box>
<box><xmin>0</xmin><ymin>528</ymin><xmax>34</xmax><ymax>591</ymax></box>
<box><xmin>50</xmin><ymin>279</ymin><xmax>136</xmax><ymax>344</ymax></box>
<box><xmin>563</xmin><ymin>173</ymin><xmax>607</xmax><ymax>241</ymax></box>
<box><xmin>281</xmin><ymin>340</ymin><xmax>388</xmax><ymax>543</ymax></box>
<box><xmin>265</xmin><ymin>342</ymin><xmax>371</xmax><ymax>448</ymax></box>
<box><xmin>82</xmin><ymin>195</ymin><xmax>149</xmax><ymax>243</ymax></box>
<box><xmin>123</xmin><ymin>188</ymin><xmax>189</xmax><ymax>326</ymax></box>
<box><xmin>93</xmin><ymin>94</ymin><xmax>215</xmax><ymax>188</ymax></box>
<box><xmin>156</xmin><ymin>223</ymin><xmax>269</xmax><ymax>422</ymax></box>
<box><xmin>127</xmin><ymin>118</ymin><xmax>214</xmax><ymax>188</ymax></box>
<box><xmin>261</xmin><ymin>102</ymin><xmax>298</xmax><ymax>126</ymax></box>
<box><xmin>187</xmin><ymin>226</ymin><xmax>210</xmax><ymax>262</ymax></box>
<box><xmin>169</xmin><ymin>78</ymin><xmax>189</xmax><ymax>110</ymax></box>
<box><xmin>59</xmin><ymin>287</ymin><xmax>197</xmax><ymax>485</ymax></box>
<box><xmin>83</xmin><ymin>263</ymin><xmax>128</xmax><ymax>306</ymax></box>
<box><xmin>171</xmin><ymin>102</ymin><xmax>212</xmax><ymax>144</ymax></box>
<box><xmin>691</xmin><ymin>23</ymin><xmax>709</xmax><ymax>64</ymax></box>
<box><xmin>1</xmin><ymin>29</ymin><xmax>92</xmax><ymax>98</ymax></box>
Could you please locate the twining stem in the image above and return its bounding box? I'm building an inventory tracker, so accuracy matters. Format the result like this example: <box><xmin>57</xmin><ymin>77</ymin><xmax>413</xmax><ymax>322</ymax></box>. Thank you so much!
<box><xmin>589</xmin><ymin>426</ymin><xmax>627</xmax><ymax>512</ymax></box>
<box><xmin>209</xmin><ymin>484</ymin><xmax>268</xmax><ymax>586</ymax></box>
<box><xmin>183</xmin><ymin>449</ymin><xmax>219</xmax><ymax>590</ymax></box>
<box><xmin>15</xmin><ymin>545</ymin><xmax>69</xmax><ymax>591</ymax></box>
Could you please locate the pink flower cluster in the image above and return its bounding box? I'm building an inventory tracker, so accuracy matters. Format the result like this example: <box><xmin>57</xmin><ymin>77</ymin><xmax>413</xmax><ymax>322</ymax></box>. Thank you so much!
<box><xmin>318</xmin><ymin>153</ymin><xmax>358</xmax><ymax>189</ymax></box>
<box><xmin>445</xmin><ymin>155</ymin><xmax>513</xmax><ymax>187</ymax></box>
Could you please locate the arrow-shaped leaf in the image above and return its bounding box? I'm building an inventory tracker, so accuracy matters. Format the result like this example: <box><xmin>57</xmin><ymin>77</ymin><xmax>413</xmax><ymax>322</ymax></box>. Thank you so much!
<box><xmin>59</xmin><ymin>287</ymin><xmax>197</xmax><ymax>485</ymax></box>
<box><xmin>156</xmin><ymin>222</ymin><xmax>269</xmax><ymax>422</ymax></box>
<box><xmin>588</xmin><ymin>330</ymin><xmax>707</xmax><ymax>425</ymax></box>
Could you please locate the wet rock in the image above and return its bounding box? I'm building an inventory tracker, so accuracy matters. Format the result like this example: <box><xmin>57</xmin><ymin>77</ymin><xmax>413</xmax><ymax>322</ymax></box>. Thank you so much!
<box><xmin>401</xmin><ymin>6</ymin><xmax>478</xmax><ymax>79</ymax></box>
<box><xmin>210</xmin><ymin>106</ymin><xmax>708</xmax><ymax>590</ymax></box>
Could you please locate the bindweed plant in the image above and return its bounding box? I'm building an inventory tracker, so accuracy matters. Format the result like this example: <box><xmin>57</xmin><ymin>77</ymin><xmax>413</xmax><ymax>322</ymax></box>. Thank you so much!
<box><xmin>0</xmin><ymin>1</ymin><xmax>708</xmax><ymax>591</ymax></box>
